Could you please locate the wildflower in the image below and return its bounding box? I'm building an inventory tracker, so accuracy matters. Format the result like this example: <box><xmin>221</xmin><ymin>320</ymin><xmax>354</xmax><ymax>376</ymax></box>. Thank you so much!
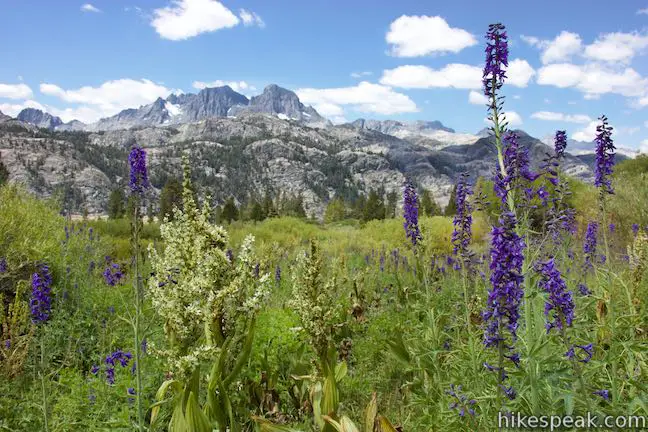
<box><xmin>593</xmin><ymin>390</ymin><xmax>610</xmax><ymax>401</ymax></box>
<box><xmin>30</xmin><ymin>264</ymin><xmax>53</xmax><ymax>323</ymax></box>
<box><xmin>578</xmin><ymin>283</ymin><xmax>591</xmax><ymax>296</ymax></box>
<box><xmin>446</xmin><ymin>384</ymin><xmax>477</xmax><ymax>417</ymax></box>
<box><xmin>128</xmin><ymin>387</ymin><xmax>136</xmax><ymax>395</ymax></box>
<box><xmin>594</xmin><ymin>115</ymin><xmax>615</xmax><ymax>195</ymax></box>
<box><xmin>91</xmin><ymin>365</ymin><xmax>99</xmax><ymax>375</ymax></box>
<box><xmin>632</xmin><ymin>223</ymin><xmax>639</xmax><ymax>236</ymax></box>
<box><xmin>536</xmin><ymin>258</ymin><xmax>574</xmax><ymax>332</ymax></box>
<box><xmin>494</xmin><ymin>132</ymin><xmax>538</xmax><ymax>204</ymax></box>
<box><xmin>103</xmin><ymin>261</ymin><xmax>124</xmax><ymax>286</ymax></box>
<box><xmin>566</xmin><ymin>343</ymin><xmax>593</xmax><ymax>363</ymax></box>
<box><xmin>609</xmin><ymin>223</ymin><xmax>615</xmax><ymax>233</ymax></box>
<box><xmin>403</xmin><ymin>180</ymin><xmax>422</xmax><ymax>247</ymax></box>
<box><xmin>500</xmin><ymin>385</ymin><xmax>517</xmax><ymax>400</ymax></box>
<box><xmin>226</xmin><ymin>248</ymin><xmax>234</xmax><ymax>263</ymax></box>
<box><xmin>128</xmin><ymin>146</ymin><xmax>149</xmax><ymax>195</ymax></box>
<box><xmin>275</xmin><ymin>264</ymin><xmax>281</xmax><ymax>282</ymax></box>
<box><xmin>483</xmin><ymin>212</ymin><xmax>525</xmax><ymax>349</ymax></box>
<box><xmin>483</xmin><ymin>23</ymin><xmax>508</xmax><ymax>97</ymax></box>
<box><xmin>379</xmin><ymin>251</ymin><xmax>385</xmax><ymax>272</ymax></box>
<box><xmin>141</xmin><ymin>338</ymin><xmax>147</xmax><ymax>354</ymax></box>
<box><xmin>554</xmin><ymin>130</ymin><xmax>567</xmax><ymax>158</ymax></box>
<box><xmin>451</xmin><ymin>173</ymin><xmax>474</xmax><ymax>262</ymax></box>
<box><xmin>0</xmin><ymin>257</ymin><xmax>7</xmax><ymax>273</ymax></box>
<box><xmin>583</xmin><ymin>222</ymin><xmax>599</xmax><ymax>270</ymax></box>
<box><xmin>254</xmin><ymin>262</ymin><xmax>260</xmax><ymax>278</ymax></box>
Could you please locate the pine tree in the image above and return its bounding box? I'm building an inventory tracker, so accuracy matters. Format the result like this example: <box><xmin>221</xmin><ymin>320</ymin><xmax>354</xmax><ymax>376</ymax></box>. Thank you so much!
<box><xmin>420</xmin><ymin>189</ymin><xmax>441</xmax><ymax>217</ymax></box>
<box><xmin>159</xmin><ymin>177</ymin><xmax>183</xmax><ymax>221</ymax></box>
<box><xmin>262</xmin><ymin>190</ymin><xmax>278</xmax><ymax>218</ymax></box>
<box><xmin>445</xmin><ymin>184</ymin><xmax>458</xmax><ymax>216</ymax></box>
<box><xmin>363</xmin><ymin>189</ymin><xmax>385</xmax><ymax>222</ymax></box>
<box><xmin>386</xmin><ymin>190</ymin><xmax>398</xmax><ymax>218</ymax></box>
<box><xmin>108</xmin><ymin>188</ymin><xmax>126</xmax><ymax>219</ymax></box>
<box><xmin>221</xmin><ymin>197</ymin><xmax>239</xmax><ymax>223</ymax></box>
<box><xmin>250</xmin><ymin>200</ymin><xmax>264</xmax><ymax>222</ymax></box>
<box><xmin>0</xmin><ymin>151</ymin><xmax>9</xmax><ymax>186</ymax></box>
<box><xmin>324</xmin><ymin>197</ymin><xmax>346</xmax><ymax>223</ymax></box>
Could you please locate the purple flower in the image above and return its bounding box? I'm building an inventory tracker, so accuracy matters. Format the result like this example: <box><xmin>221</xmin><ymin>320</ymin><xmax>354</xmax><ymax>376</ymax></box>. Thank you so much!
<box><xmin>608</xmin><ymin>223</ymin><xmax>615</xmax><ymax>233</ymax></box>
<box><xmin>128</xmin><ymin>146</ymin><xmax>149</xmax><ymax>195</ymax></box>
<box><xmin>274</xmin><ymin>265</ymin><xmax>281</xmax><ymax>282</ymax></box>
<box><xmin>30</xmin><ymin>264</ymin><xmax>53</xmax><ymax>323</ymax></box>
<box><xmin>379</xmin><ymin>251</ymin><xmax>385</xmax><ymax>272</ymax></box>
<box><xmin>90</xmin><ymin>365</ymin><xmax>100</xmax><ymax>375</ymax></box>
<box><xmin>451</xmin><ymin>173</ymin><xmax>474</xmax><ymax>262</ymax></box>
<box><xmin>593</xmin><ymin>390</ymin><xmax>610</xmax><ymax>401</ymax></box>
<box><xmin>583</xmin><ymin>222</ymin><xmax>599</xmax><ymax>270</ymax></box>
<box><xmin>566</xmin><ymin>343</ymin><xmax>593</xmax><ymax>363</ymax></box>
<box><xmin>594</xmin><ymin>115</ymin><xmax>615</xmax><ymax>195</ymax></box>
<box><xmin>226</xmin><ymin>249</ymin><xmax>234</xmax><ymax>263</ymax></box>
<box><xmin>536</xmin><ymin>258</ymin><xmax>574</xmax><ymax>333</ymax></box>
<box><xmin>141</xmin><ymin>338</ymin><xmax>147</xmax><ymax>354</ymax></box>
<box><xmin>578</xmin><ymin>283</ymin><xmax>591</xmax><ymax>296</ymax></box>
<box><xmin>494</xmin><ymin>132</ymin><xmax>538</xmax><ymax>204</ymax></box>
<box><xmin>0</xmin><ymin>257</ymin><xmax>7</xmax><ymax>273</ymax></box>
<box><xmin>103</xmin><ymin>261</ymin><xmax>124</xmax><ymax>286</ymax></box>
<box><xmin>500</xmin><ymin>385</ymin><xmax>517</xmax><ymax>400</ymax></box>
<box><xmin>403</xmin><ymin>180</ymin><xmax>422</xmax><ymax>247</ymax></box>
<box><xmin>127</xmin><ymin>387</ymin><xmax>136</xmax><ymax>395</ymax></box>
<box><xmin>483</xmin><ymin>23</ymin><xmax>508</xmax><ymax>97</ymax></box>
<box><xmin>554</xmin><ymin>130</ymin><xmax>567</xmax><ymax>158</ymax></box>
<box><xmin>483</xmin><ymin>212</ymin><xmax>525</xmax><ymax>352</ymax></box>
<box><xmin>253</xmin><ymin>262</ymin><xmax>260</xmax><ymax>278</ymax></box>
<box><xmin>446</xmin><ymin>384</ymin><xmax>477</xmax><ymax>417</ymax></box>
<box><xmin>632</xmin><ymin>223</ymin><xmax>639</xmax><ymax>236</ymax></box>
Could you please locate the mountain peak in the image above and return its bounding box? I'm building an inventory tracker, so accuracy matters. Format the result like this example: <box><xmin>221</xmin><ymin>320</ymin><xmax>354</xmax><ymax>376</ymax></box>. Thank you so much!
<box><xmin>17</xmin><ymin>108</ymin><xmax>63</xmax><ymax>130</ymax></box>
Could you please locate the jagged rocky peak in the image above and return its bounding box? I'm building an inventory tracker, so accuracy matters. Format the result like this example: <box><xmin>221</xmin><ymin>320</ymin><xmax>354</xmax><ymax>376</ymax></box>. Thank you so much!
<box><xmin>17</xmin><ymin>108</ymin><xmax>63</xmax><ymax>130</ymax></box>
<box><xmin>245</xmin><ymin>84</ymin><xmax>327</xmax><ymax>124</ymax></box>
<box><xmin>350</xmin><ymin>118</ymin><xmax>454</xmax><ymax>135</ymax></box>
<box><xmin>0</xmin><ymin>110</ymin><xmax>10</xmax><ymax>121</ymax></box>
<box><xmin>183</xmin><ymin>85</ymin><xmax>250</xmax><ymax>120</ymax></box>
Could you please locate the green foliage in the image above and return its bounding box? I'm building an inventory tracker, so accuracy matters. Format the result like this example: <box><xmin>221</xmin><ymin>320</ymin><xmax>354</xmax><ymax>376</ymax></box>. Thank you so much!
<box><xmin>107</xmin><ymin>188</ymin><xmax>126</xmax><ymax>219</ymax></box>
<box><xmin>0</xmin><ymin>152</ymin><xmax>9</xmax><ymax>186</ymax></box>
<box><xmin>324</xmin><ymin>198</ymin><xmax>347</xmax><ymax>224</ymax></box>
<box><xmin>444</xmin><ymin>184</ymin><xmax>457</xmax><ymax>216</ymax></box>
<box><xmin>362</xmin><ymin>190</ymin><xmax>385</xmax><ymax>222</ymax></box>
<box><xmin>159</xmin><ymin>177</ymin><xmax>183</xmax><ymax>222</ymax></box>
<box><xmin>221</xmin><ymin>197</ymin><xmax>239</xmax><ymax>223</ymax></box>
<box><xmin>420</xmin><ymin>189</ymin><xmax>441</xmax><ymax>217</ymax></box>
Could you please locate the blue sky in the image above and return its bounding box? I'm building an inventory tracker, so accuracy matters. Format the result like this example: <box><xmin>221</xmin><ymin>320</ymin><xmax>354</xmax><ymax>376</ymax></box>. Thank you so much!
<box><xmin>1</xmin><ymin>0</ymin><xmax>647</xmax><ymax>150</ymax></box>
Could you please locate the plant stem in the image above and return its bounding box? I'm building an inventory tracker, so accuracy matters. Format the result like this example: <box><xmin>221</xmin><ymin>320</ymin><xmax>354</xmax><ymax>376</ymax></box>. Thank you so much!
<box><xmin>40</xmin><ymin>337</ymin><xmax>50</xmax><ymax>432</ymax></box>
<box><xmin>132</xmin><ymin>204</ymin><xmax>145</xmax><ymax>432</ymax></box>
<box><xmin>600</xmin><ymin>198</ymin><xmax>618</xmax><ymax>405</ymax></box>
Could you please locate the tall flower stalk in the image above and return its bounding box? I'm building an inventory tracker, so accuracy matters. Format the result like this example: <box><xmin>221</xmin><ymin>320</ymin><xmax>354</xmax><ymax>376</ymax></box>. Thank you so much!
<box><xmin>451</xmin><ymin>173</ymin><xmax>474</xmax><ymax>327</ymax></box>
<box><xmin>128</xmin><ymin>145</ymin><xmax>148</xmax><ymax>431</ymax></box>
<box><xmin>403</xmin><ymin>179</ymin><xmax>422</xmax><ymax>248</ymax></box>
<box><xmin>31</xmin><ymin>264</ymin><xmax>52</xmax><ymax>432</ymax></box>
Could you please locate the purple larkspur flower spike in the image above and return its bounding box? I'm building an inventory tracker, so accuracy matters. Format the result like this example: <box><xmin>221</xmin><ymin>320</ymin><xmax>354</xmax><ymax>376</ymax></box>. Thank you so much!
<box><xmin>30</xmin><ymin>264</ymin><xmax>53</xmax><ymax>323</ymax></box>
<box><xmin>536</xmin><ymin>258</ymin><xmax>574</xmax><ymax>333</ymax></box>
<box><xmin>594</xmin><ymin>115</ymin><xmax>615</xmax><ymax>195</ymax></box>
<box><xmin>451</xmin><ymin>173</ymin><xmax>474</xmax><ymax>262</ymax></box>
<box><xmin>128</xmin><ymin>146</ymin><xmax>149</xmax><ymax>195</ymax></box>
<box><xmin>483</xmin><ymin>23</ymin><xmax>508</xmax><ymax>97</ymax></box>
<box><xmin>403</xmin><ymin>180</ymin><xmax>422</xmax><ymax>247</ymax></box>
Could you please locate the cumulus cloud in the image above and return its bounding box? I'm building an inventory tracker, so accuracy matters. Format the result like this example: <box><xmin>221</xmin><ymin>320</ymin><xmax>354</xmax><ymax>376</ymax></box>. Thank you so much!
<box><xmin>468</xmin><ymin>90</ymin><xmax>488</xmax><ymax>105</ymax></box>
<box><xmin>151</xmin><ymin>0</ymin><xmax>240</xmax><ymax>40</ymax></box>
<box><xmin>484</xmin><ymin>111</ymin><xmax>523</xmax><ymax>127</ymax></box>
<box><xmin>81</xmin><ymin>3</ymin><xmax>102</xmax><ymax>13</ymax></box>
<box><xmin>572</xmin><ymin>120</ymin><xmax>600</xmax><ymax>142</ymax></box>
<box><xmin>541</xmin><ymin>31</ymin><xmax>582</xmax><ymax>64</ymax></box>
<box><xmin>192</xmin><ymin>80</ymin><xmax>256</xmax><ymax>92</ymax></box>
<box><xmin>39</xmin><ymin>78</ymin><xmax>180</xmax><ymax>122</ymax></box>
<box><xmin>637</xmin><ymin>8</ymin><xmax>648</xmax><ymax>15</ymax></box>
<box><xmin>507</xmin><ymin>59</ymin><xmax>536</xmax><ymax>87</ymax></box>
<box><xmin>584</xmin><ymin>32</ymin><xmax>648</xmax><ymax>64</ymax></box>
<box><xmin>537</xmin><ymin>63</ymin><xmax>648</xmax><ymax>100</ymax></box>
<box><xmin>296</xmin><ymin>81</ymin><xmax>418</xmax><ymax>118</ymax></box>
<box><xmin>0</xmin><ymin>100</ymin><xmax>46</xmax><ymax>117</ymax></box>
<box><xmin>380</xmin><ymin>64</ymin><xmax>482</xmax><ymax>89</ymax></box>
<box><xmin>239</xmin><ymin>8</ymin><xmax>264</xmax><ymax>28</ymax></box>
<box><xmin>530</xmin><ymin>111</ymin><xmax>592</xmax><ymax>123</ymax></box>
<box><xmin>385</xmin><ymin>15</ymin><xmax>477</xmax><ymax>57</ymax></box>
<box><xmin>641</xmin><ymin>139</ymin><xmax>648</xmax><ymax>154</ymax></box>
<box><xmin>0</xmin><ymin>83</ymin><xmax>33</xmax><ymax>99</ymax></box>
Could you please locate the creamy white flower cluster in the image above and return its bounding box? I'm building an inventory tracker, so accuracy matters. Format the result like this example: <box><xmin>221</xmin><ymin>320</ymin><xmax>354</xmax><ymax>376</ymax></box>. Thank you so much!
<box><xmin>148</xmin><ymin>191</ymin><xmax>270</xmax><ymax>376</ymax></box>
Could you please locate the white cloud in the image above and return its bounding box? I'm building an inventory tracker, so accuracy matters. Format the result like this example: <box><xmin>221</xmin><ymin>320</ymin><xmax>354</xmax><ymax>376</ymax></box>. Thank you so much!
<box><xmin>637</xmin><ymin>8</ymin><xmax>648</xmax><ymax>15</ymax></box>
<box><xmin>541</xmin><ymin>31</ymin><xmax>582</xmax><ymax>64</ymax></box>
<box><xmin>639</xmin><ymin>95</ymin><xmax>648</xmax><ymax>106</ymax></box>
<box><xmin>468</xmin><ymin>90</ymin><xmax>488</xmax><ymax>105</ymax></box>
<box><xmin>520</xmin><ymin>35</ymin><xmax>541</xmax><ymax>47</ymax></box>
<box><xmin>507</xmin><ymin>59</ymin><xmax>536</xmax><ymax>87</ymax></box>
<box><xmin>537</xmin><ymin>63</ymin><xmax>648</xmax><ymax>99</ymax></box>
<box><xmin>81</xmin><ymin>3</ymin><xmax>102</xmax><ymax>13</ymax></box>
<box><xmin>645</xmin><ymin>120</ymin><xmax>648</xmax><ymax>128</ymax></box>
<box><xmin>513</xmin><ymin>95</ymin><xmax>522</xmax><ymax>100</ymax></box>
<box><xmin>192</xmin><ymin>80</ymin><xmax>256</xmax><ymax>92</ymax></box>
<box><xmin>572</xmin><ymin>120</ymin><xmax>600</xmax><ymax>142</ymax></box>
<box><xmin>530</xmin><ymin>111</ymin><xmax>592</xmax><ymax>123</ymax></box>
<box><xmin>0</xmin><ymin>100</ymin><xmax>46</xmax><ymax>117</ymax></box>
<box><xmin>239</xmin><ymin>9</ymin><xmax>264</xmax><ymax>28</ymax></box>
<box><xmin>151</xmin><ymin>0</ymin><xmax>240</xmax><ymax>41</ymax></box>
<box><xmin>584</xmin><ymin>32</ymin><xmax>648</xmax><ymax>64</ymax></box>
<box><xmin>380</xmin><ymin>64</ymin><xmax>482</xmax><ymax>89</ymax></box>
<box><xmin>484</xmin><ymin>111</ymin><xmax>523</xmax><ymax>127</ymax></box>
<box><xmin>641</xmin><ymin>139</ymin><xmax>648</xmax><ymax>154</ymax></box>
<box><xmin>618</xmin><ymin>126</ymin><xmax>640</xmax><ymax>135</ymax></box>
<box><xmin>544</xmin><ymin>98</ymin><xmax>551</xmax><ymax>104</ymax></box>
<box><xmin>385</xmin><ymin>15</ymin><xmax>477</xmax><ymax>57</ymax></box>
<box><xmin>351</xmin><ymin>71</ymin><xmax>372</xmax><ymax>78</ymax></box>
<box><xmin>39</xmin><ymin>78</ymin><xmax>180</xmax><ymax>122</ymax></box>
<box><xmin>0</xmin><ymin>83</ymin><xmax>33</xmax><ymax>99</ymax></box>
<box><xmin>296</xmin><ymin>81</ymin><xmax>418</xmax><ymax>116</ymax></box>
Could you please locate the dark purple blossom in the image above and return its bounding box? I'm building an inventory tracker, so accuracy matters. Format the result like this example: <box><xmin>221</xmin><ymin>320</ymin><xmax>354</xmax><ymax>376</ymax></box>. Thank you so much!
<box><xmin>494</xmin><ymin>132</ymin><xmax>538</xmax><ymax>204</ymax></box>
<box><xmin>593</xmin><ymin>390</ymin><xmax>610</xmax><ymax>401</ymax></box>
<box><xmin>128</xmin><ymin>146</ymin><xmax>149</xmax><ymax>195</ymax></box>
<box><xmin>103</xmin><ymin>261</ymin><xmax>124</xmax><ymax>286</ymax></box>
<box><xmin>253</xmin><ymin>262</ymin><xmax>260</xmax><ymax>278</ymax></box>
<box><xmin>451</xmin><ymin>173</ymin><xmax>474</xmax><ymax>261</ymax></box>
<box><xmin>0</xmin><ymin>257</ymin><xmax>7</xmax><ymax>273</ymax></box>
<box><xmin>566</xmin><ymin>343</ymin><xmax>593</xmax><ymax>363</ymax></box>
<box><xmin>536</xmin><ymin>258</ymin><xmax>574</xmax><ymax>332</ymax></box>
<box><xmin>91</xmin><ymin>365</ymin><xmax>100</xmax><ymax>375</ymax></box>
<box><xmin>554</xmin><ymin>130</ymin><xmax>567</xmax><ymax>158</ymax></box>
<box><xmin>446</xmin><ymin>384</ymin><xmax>477</xmax><ymax>417</ymax></box>
<box><xmin>583</xmin><ymin>222</ymin><xmax>599</xmax><ymax>270</ymax></box>
<box><xmin>594</xmin><ymin>115</ymin><xmax>615</xmax><ymax>195</ymax></box>
<box><xmin>500</xmin><ymin>385</ymin><xmax>517</xmax><ymax>400</ymax></box>
<box><xmin>483</xmin><ymin>212</ymin><xmax>525</xmax><ymax>350</ymax></box>
<box><xmin>403</xmin><ymin>180</ymin><xmax>422</xmax><ymax>247</ymax></box>
<box><xmin>30</xmin><ymin>264</ymin><xmax>53</xmax><ymax>323</ymax></box>
<box><xmin>274</xmin><ymin>265</ymin><xmax>281</xmax><ymax>282</ymax></box>
<box><xmin>608</xmin><ymin>223</ymin><xmax>615</xmax><ymax>233</ymax></box>
<box><xmin>578</xmin><ymin>283</ymin><xmax>591</xmax><ymax>296</ymax></box>
<box><xmin>632</xmin><ymin>223</ymin><xmax>639</xmax><ymax>236</ymax></box>
<box><xmin>226</xmin><ymin>249</ymin><xmax>234</xmax><ymax>263</ymax></box>
<box><xmin>483</xmin><ymin>23</ymin><xmax>508</xmax><ymax>97</ymax></box>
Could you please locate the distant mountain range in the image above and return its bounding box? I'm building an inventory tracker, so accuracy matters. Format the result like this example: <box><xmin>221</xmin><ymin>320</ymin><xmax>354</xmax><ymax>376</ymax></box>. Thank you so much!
<box><xmin>0</xmin><ymin>82</ymin><xmax>615</xmax><ymax>217</ymax></box>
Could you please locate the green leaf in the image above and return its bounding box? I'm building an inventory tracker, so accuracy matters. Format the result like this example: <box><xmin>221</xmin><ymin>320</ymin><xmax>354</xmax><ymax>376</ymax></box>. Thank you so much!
<box><xmin>185</xmin><ymin>391</ymin><xmax>212</xmax><ymax>432</ymax></box>
<box><xmin>253</xmin><ymin>416</ymin><xmax>302</xmax><ymax>432</ymax></box>
<box><xmin>334</xmin><ymin>361</ymin><xmax>348</xmax><ymax>383</ymax></box>
<box><xmin>364</xmin><ymin>393</ymin><xmax>377</xmax><ymax>432</ymax></box>
<box><xmin>340</xmin><ymin>416</ymin><xmax>360</xmax><ymax>432</ymax></box>
<box><xmin>376</xmin><ymin>415</ymin><xmax>398</xmax><ymax>432</ymax></box>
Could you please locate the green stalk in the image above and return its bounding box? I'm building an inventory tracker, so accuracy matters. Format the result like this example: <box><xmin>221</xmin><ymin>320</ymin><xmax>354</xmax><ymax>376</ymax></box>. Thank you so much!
<box><xmin>40</xmin><ymin>336</ymin><xmax>50</xmax><ymax>432</ymax></box>
<box><xmin>600</xmin><ymin>197</ymin><xmax>618</xmax><ymax>404</ymax></box>
<box><xmin>132</xmin><ymin>203</ymin><xmax>145</xmax><ymax>432</ymax></box>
